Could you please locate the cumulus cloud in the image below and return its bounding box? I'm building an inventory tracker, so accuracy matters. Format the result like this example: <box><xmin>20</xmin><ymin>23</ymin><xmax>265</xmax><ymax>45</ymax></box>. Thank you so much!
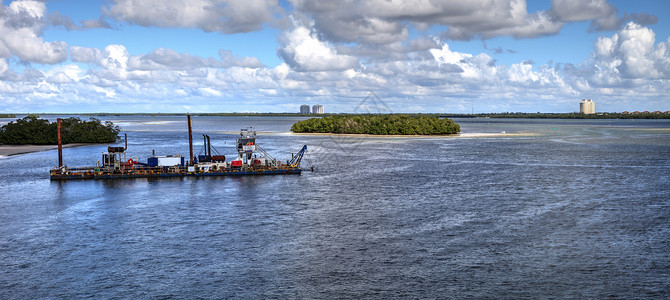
<box><xmin>290</xmin><ymin>0</ymin><xmax>564</xmax><ymax>43</ymax></box>
<box><xmin>46</xmin><ymin>71</ymin><xmax>74</xmax><ymax>84</ymax></box>
<box><xmin>50</xmin><ymin>12</ymin><xmax>113</xmax><ymax>30</ymax></box>
<box><xmin>551</xmin><ymin>0</ymin><xmax>617</xmax><ymax>23</ymax></box>
<box><xmin>436</xmin><ymin>1</ymin><xmax>562</xmax><ymax>40</ymax></box>
<box><xmin>593</xmin><ymin>22</ymin><xmax>670</xmax><ymax>79</ymax></box>
<box><xmin>198</xmin><ymin>87</ymin><xmax>222</xmax><ymax>97</ymax></box>
<box><xmin>70</xmin><ymin>46</ymin><xmax>102</xmax><ymax>63</ymax></box>
<box><xmin>0</xmin><ymin>58</ymin><xmax>8</xmax><ymax>75</ymax></box>
<box><xmin>104</xmin><ymin>0</ymin><xmax>283</xmax><ymax>34</ymax></box>
<box><xmin>0</xmin><ymin>0</ymin><xmax>68</xmax><ymax>64</ymax></box>
<box><xmin>128</xmin><ymin>48</ymin><xmax>218</xmax><ymax>71</ymax></box>
<box><xmin>2</xmin><ymin>1</ymin><xmax>668</xmax><ymax>113</ymax></box>
<box><xmin>48</xmin><ymin>11</ymin><xmax>80</xmax><ymax>30</ymax></box>
<box><xmin>219</xmin><ymin>50</ymin><xmax>263</xmax><ymax>68</ymax></box>
<box><xmin>0</xmin><ymin>66</ymin><xmax>44</xmax><ymax>82</ymax></box>
<box><xmin>278</xmin><ymin>18</ymin><xmax>360</xmax><ymax>72</ymax></box>
<box><xmin>81</xmin><ymin>17</ymin><xmax>114</xmax><ymax>29</ymax></box>
<box><xmin>550</xmin><ymin>0</ymin><xmax>658</xmax><ymax>32</ymax></box>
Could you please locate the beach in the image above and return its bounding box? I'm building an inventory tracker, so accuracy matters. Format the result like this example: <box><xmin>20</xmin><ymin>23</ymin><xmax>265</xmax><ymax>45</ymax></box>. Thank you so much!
<box><xmin>288</xmin><ymin>131</ymin><xmax>537</xmax><ymax>138</ymax></box>
<box><xmin>0</xmin><ymin>144</ymin><xmax>91</xmax><ymax>157</ymax></box>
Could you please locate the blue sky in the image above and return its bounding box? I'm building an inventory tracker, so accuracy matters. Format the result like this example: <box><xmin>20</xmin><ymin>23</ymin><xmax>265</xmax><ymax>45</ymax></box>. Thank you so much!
<box><xmin>1</xmin><ymin>0</ymin><xmax>669</xmax><ymax>113</ymax></box>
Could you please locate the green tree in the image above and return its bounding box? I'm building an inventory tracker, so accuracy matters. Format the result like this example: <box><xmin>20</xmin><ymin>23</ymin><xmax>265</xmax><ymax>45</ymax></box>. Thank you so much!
<box><xmin>0</xmin><ymin>116</ymin><xmax>120</xmax><ymax>145</ymax></box>
<box><xmin>291</xmin><ymin>114</ymin><xmax>460</xmax><ymax>135</ymax></box>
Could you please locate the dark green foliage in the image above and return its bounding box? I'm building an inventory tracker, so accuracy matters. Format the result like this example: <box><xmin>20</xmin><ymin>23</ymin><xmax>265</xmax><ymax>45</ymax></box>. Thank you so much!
<box><xmin>0</xmin><ymin>115</ymin><xmax>120</xmax><ymax>145</ymax></box>
<box><xmin>291</xmin><ymin>114</ymin><xmax>460</xmax><ymax>135</ymax></box>
<box><xmin>443</xmin><ymin>112</ymin><xmax>670</xmax><ymax>119</ymax></box>
<box><xmin>0</xmin><ymin>114</ymin><xmax>16</xmax><ymax>118</ymax></box>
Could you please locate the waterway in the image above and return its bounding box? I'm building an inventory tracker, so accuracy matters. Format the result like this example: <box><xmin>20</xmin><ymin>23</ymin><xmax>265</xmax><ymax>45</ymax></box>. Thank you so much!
<box><xmin>1</xmin><ymin>116</ymin><xmax>669</xmax><ymax>298</ymax></box>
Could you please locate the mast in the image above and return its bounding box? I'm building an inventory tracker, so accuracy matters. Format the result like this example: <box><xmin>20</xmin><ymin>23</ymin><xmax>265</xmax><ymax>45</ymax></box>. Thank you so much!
<box><xmin>57</xmin><ymin>118</ymin><xmax>63</xmax><ymax>168</ymax></box>
<box><xmin>187</xmin><ymin>115</ymin><xmax>193</xmax><ymax>164</ymax></box>
<box><xmin>206</xmin><ymin>135</ymin><xmax>211</xmax><ymax>157</ymax></box>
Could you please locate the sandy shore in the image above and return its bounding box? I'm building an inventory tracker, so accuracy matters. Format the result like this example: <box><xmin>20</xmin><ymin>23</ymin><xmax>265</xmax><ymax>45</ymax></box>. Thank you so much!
<box><xmin>0</xmin><ymin>143</ymin><xmax>94</xmax><ymax>157</ymax></box>
<box><xmin>289</xmin><ymin>132</ymin><xmax>537</xmax><ymax>138</ymax></box>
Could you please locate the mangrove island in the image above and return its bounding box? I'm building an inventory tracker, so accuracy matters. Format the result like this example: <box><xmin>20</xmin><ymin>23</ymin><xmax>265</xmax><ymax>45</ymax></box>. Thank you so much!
<box><xmin>0</xmin><ymin>115</ymin><xmax>120</xmax><ymax>145</ymax></box>
<box><xmin>291</xmin><ymin>114</ymin><xmax>460</xmax><ymax>135</ymax></box>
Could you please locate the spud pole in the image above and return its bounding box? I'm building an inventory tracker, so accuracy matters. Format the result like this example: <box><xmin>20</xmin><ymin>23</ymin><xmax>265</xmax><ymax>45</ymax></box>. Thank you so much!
<box><xmin>57</xmin><ymin>118</ymin><xmax>63</xmax><ymax>168</ymax></box>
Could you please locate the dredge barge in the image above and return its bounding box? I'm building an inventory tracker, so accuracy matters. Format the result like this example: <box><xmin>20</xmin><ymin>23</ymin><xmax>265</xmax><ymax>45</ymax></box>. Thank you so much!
<box><xmin>50</xmin><ymin>116</ymin><xmax>306</xmax><ymax>180</ymax></box>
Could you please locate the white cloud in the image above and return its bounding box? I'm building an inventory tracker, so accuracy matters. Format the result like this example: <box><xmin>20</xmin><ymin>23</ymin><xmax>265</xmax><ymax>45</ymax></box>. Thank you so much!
<box><xmin>44</xmin><ymin>64</ymin><xmax>84</xmax><ymax>84</ymax></box>
<box><xmin>128</xmin><ymin>48</ymin><xmax>218</xmax><ymax>71</ymax></box>
<box><xmin>93</xmin><ymin>86</ymin><xmax>117</xmax><ymax>98</ymax></box>
<box><xmin>430</xmin><ymin>44</ymin><xmax>472</xmax><ymax>65</ymax></box>
<box><xmin>46</xmin><ymin>72</ymin><xmax>73</xmax><ymax>84</ymax></box>
<box><xmin>291</xmin><ymin>0</ymin><xmax>564</xmax><ymax>42</ymax></box>
<box><xmin>0</xmin><ymin>58</ymin><xmax>7</xmax><ymax>75</ymax></box>
<box><xmin>508</xmin><ymin>62</ymin><xmax>539</xmax><ymax>83</ymax></box>
<box><xmin>198</xmin><ymin>87</ymin><xmax>222</xmax><ymax>97</ymax></box>
<box><xmin>278</xmin><ymin>18</ymin><xmax>360</xmax><ymax>72</ymax></box>
<box><xmin>551</xmin><ymin>0</ymin><xmax>616</xmax><ymax>23</ymax></box>
<box><xmin>70</xmin><ymin>46</ymin><xmax>102</xmax><ymax>63</ymax></box>
<box><xmin>8</xmin><ymin>0</ymin><xmax>44</xmax><ymax>18</ymax></box>
<box><xmin>97</xmin><ymin>44</ymin><xmax>129</xmax><ymax>80</ymax></box>
<box><xmin>594</xmin><ymin>22</ymin><xmax>670</xmax><ymax>79</ymax></box>
<box><xmin>219</xmin><ymin>50</ymin><xmax>263</xmax><ymax>68</ymax></box>
<box><xmin>0</xmin><ymin>1</ymin><xmax>68</xmax><ymax>64</ymax></box>
<box><xmin>550</xmin><ymin>0</ymin><xmax>659</xmax><ymax>32</ymax></box>
<box><xmin>1</xmin><ymin>0</ymin><xmax>668</xmax><ymax>113</ymax></box>
<box><xmin>104</xmin><ymin>0</ymin><xmax>283</xmax><ymax>33</ymax></box>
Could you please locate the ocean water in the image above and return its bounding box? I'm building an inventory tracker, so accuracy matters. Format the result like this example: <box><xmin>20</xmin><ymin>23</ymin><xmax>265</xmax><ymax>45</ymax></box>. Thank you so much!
<box><xmin>1</xmin><ymin>116</ymin><xmax>669</xmax><ymax>298</ymax></box>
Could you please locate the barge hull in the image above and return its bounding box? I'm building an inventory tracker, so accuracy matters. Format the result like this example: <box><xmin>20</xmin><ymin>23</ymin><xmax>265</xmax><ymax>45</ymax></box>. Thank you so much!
<box><xmin>50</xmin><ymin>168</ymin><xmax>301</xmax><ymax>181</ymax></box>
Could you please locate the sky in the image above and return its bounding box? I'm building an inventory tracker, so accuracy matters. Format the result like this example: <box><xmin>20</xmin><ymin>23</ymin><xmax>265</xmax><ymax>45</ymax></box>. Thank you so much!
<box><xmin>0</xmin><ymin>0</ymin><xmax>669</xmax><ymax>113</ymax></box>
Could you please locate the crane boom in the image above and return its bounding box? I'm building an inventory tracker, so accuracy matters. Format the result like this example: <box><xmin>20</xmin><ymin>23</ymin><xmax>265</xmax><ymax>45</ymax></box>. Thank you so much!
<box><xmin>288</xmin><ymin>145</ymin><xmax>307</xmax><ymax>168</ymax></box>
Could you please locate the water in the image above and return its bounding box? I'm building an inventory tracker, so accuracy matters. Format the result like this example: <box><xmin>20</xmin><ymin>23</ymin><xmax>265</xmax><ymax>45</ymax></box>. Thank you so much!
<box><xmin>1</xmin><ymin>117</ymin><xmax>669</xmax><ymax>298</ymax></box>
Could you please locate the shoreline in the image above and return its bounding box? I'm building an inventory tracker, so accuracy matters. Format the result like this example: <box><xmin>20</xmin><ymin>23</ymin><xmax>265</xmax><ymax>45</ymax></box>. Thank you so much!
<box><xmin>4</xmin><ymin>113</ymin><xmax>669</xmax><ymax>119</ymax></box>
<box><xmin>0</xmin><ymin>143</ymin><xmax>99</xmax><ymax>157</ymax></box>
<box><xmin>0</xmin><ymin>131</ymin><xmax>536</xmax><ymax>157</ymax></box>
<box><xmin>289</xmin><ymin>132</ymin><xmax>537</xmax><ymax>138</ymax></box>
<box><xmin>212</xmin><ymin>131</ymin><xmax>537</xmax><ymax>138</ymax></box>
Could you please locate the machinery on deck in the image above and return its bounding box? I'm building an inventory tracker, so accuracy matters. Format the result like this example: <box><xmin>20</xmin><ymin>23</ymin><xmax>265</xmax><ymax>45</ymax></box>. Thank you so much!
<box><xmin>50</xmin><ymin>116</ymin><xmax>306</xmax><ymax>180</ymax></box>
<box><xmin>288</xmin><ymin>145</ymin><xmax>307</xmax><ymax>168</ymax></box>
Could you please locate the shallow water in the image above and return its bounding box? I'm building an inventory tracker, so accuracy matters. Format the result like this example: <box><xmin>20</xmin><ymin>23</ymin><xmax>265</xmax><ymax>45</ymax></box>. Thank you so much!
<box><xmin>1</xmin><ymin>117</ymin><xmax>669</xmax><ymax>298</ymax></box>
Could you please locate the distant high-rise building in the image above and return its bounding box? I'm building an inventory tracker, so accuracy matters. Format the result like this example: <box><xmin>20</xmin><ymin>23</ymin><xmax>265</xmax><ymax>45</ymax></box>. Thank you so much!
<box><xmin>300</xmin><ymin>104</ymin><xmax>310</xmax><ymax>114</ymax></box>
<box><xmin>580</xmin><ymin>99</ymin><xmax>595</xmax><ymax>114</ymax></box>
<box><xmin>312</xmin><ymin>105</ymin><xmax>324</xmax><ymax>114</ymax></box>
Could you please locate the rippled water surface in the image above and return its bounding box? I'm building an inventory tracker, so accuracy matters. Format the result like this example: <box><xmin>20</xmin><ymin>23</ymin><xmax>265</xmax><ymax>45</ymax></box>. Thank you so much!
<box><xmin>1</xmin><ymin>116</ymin><xmax>669</xmax><ymax>298</ymax></box>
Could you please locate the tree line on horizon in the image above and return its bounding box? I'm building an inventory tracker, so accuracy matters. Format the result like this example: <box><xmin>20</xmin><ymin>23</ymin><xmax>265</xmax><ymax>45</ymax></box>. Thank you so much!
<box><xmin>3</xmin><ymin>112</ymin><xmax>668</xmax><ymax>119</ymax></box>
<box><xmin>462</xmin><ymin>112</ymin><xmax>670</xmax><ymax>119</ymax></box>
<box><xmin>291</xmin><ymin>114</ymin><xmax>460</xmax><ymax>135</ymax></box>
<box><xmin>0</xmin><ymin>115</ymin><xmax>120</xmax><ymax>145</ymax></box>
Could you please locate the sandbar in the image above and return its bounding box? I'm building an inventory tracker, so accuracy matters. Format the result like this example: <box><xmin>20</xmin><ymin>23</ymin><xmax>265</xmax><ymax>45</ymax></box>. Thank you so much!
<box><xmin>289</xmin><ymin>132</ymin><xmax>537</xmax><ymax>138</ymax></box>
<box><xmin>0</xmin><ymin>143</ymin><xmax>94</xmax><ymax>157</ymax></box>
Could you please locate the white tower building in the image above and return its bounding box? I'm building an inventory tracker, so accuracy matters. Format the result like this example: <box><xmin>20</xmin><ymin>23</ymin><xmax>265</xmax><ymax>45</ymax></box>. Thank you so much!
<box><xmin>312</xmin><ymin>105</ymin><xmax>324</xmax><ymax>114</ymax></box>
<box><xmin>300</xmin><ymin>104</ymin><xmax>310</xmax><ymax>114</ymax></box>
<box><xmin>580</xmin><ymin>99</ymin><xmax>595</xmax><ymax>114</ymax></box>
